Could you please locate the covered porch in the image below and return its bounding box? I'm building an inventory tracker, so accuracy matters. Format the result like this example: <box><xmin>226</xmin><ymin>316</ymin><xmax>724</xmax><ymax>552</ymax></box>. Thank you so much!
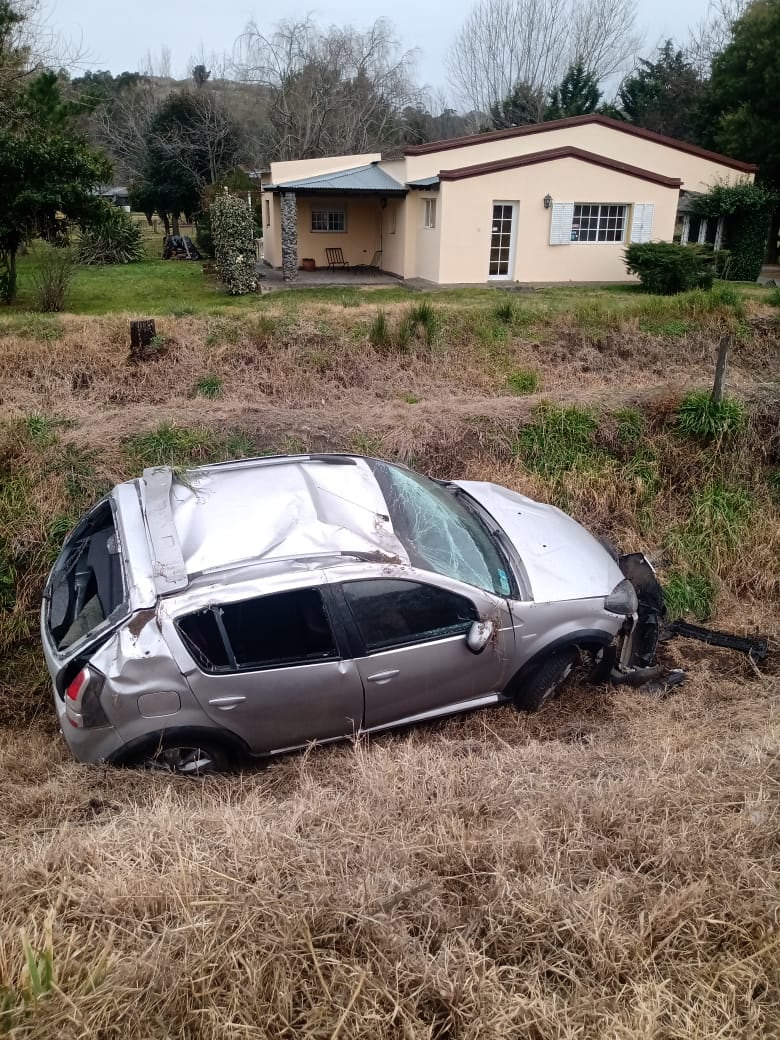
<box><xmin>259</xmin><ymin>265</ymin><xmax>401</xmax><ymax>288</ymax></box>
<box><xmin>263</xmin><ymin>163</ymin><xmax>407</xmax><ymax>282</ymax></box>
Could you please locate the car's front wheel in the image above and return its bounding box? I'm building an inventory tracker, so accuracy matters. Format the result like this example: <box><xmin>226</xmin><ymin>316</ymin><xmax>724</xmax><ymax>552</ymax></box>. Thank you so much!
<box><xmin>511</xmin><ymin>647</ymin><xmax>579</xmax><ymax>713</ymax></box>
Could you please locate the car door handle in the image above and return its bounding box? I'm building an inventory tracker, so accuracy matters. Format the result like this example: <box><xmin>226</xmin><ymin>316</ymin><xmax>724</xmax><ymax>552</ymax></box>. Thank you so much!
<box><xmin>366</xmin><ymin>669</ymin><xmax>400</xmax><ymax>684</ymax></box>
<box><xmin>208</xmin><ymin>695</ymin><xmax>246</xmax><ymax>710</ymax></box>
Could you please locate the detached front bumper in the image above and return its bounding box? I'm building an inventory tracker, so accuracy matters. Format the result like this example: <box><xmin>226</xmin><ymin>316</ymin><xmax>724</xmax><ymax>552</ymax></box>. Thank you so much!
<box><xmin>600</xmin><ymin>553</ymin><xmax>666</xmax><ymax>684</ymax></box>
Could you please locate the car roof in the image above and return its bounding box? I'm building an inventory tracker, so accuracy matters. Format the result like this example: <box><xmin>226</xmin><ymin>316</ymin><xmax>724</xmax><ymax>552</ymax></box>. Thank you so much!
<box><xmin>135</xmin><ymin>454</ymin><xmax>409</xmax><ymax>590</ymax></box>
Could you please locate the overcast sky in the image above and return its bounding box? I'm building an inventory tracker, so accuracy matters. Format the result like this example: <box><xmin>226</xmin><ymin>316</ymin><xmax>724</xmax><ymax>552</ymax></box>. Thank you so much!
<box><xmin>48</xmin><ymin>0</ymin><xmax>714</xmax><ymax>99</ymax></box>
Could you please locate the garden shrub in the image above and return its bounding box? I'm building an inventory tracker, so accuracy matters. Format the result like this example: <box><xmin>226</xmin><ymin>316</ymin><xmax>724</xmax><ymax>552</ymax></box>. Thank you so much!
<box><xmin>78</xmin><ymin>205</ymin><xmax>145</xmax><ymax>265</ymax></box>
<box><xmin>210</xmin><ymin>189</ymin><xmax>257</xmax><ymax>295</ymax></box>
<box><xmin>31</xmin><ymin>244</ymin><xmax>75</xmax><ymax>312</ymax></box>
<box><xmin>624</xmin><ymin>242</ymin><xmax>715</xmax><ymax>294</ymax></box>
<box><xmin>693</xmin><ymin>181</ymin><xmax>777</xmax><ymax>282</ymax></box>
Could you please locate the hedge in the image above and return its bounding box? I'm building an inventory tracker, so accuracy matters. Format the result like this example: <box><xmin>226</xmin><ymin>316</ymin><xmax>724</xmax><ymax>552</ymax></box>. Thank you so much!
<box><xmin>693</xmin><ymin>181</ymin><xmax>777</xmax><ymax>282</ymax></box>
<box><xmin>624</xmin><ymin>242</ymin><xmax>715</xmax><ymax>294</ymax></box>
<box><xmin>210</xmin><ymin>189</ymin><xmax>257</xmax><ymax>295</ymax></box>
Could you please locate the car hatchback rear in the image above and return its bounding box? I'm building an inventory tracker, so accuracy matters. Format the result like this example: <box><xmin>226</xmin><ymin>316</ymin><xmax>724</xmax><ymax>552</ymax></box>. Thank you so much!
<box><xmin>40</xmin><ymin>487</ymin><xmax>154</xmax><ymax>762</ymax></box>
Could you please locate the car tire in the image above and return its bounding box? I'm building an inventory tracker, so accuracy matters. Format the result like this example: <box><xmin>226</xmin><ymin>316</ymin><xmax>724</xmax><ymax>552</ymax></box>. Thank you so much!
<box><xmin>597</xmin><ymin>535</ymin><xmax>619</xmax><ymax>561</ymax></box>
<box><xmin>511</xmin><ymin>647</ymin><xmax>579</xmax><ymax>713</ymax></box>
<box><xmin>136</xmin><ymin>736</ymin><xmax>231</xmax><ymax>776</ymax></box>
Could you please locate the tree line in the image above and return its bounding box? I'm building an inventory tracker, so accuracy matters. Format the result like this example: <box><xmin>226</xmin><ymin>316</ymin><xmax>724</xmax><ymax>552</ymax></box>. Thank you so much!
<box><xmin>1</xmin><ymin>0</ymin><xmax>778</xmax><ymax>302</ymax></box>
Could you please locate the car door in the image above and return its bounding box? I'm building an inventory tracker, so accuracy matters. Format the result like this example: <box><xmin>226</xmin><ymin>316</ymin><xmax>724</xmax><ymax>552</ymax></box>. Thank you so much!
<box><xmin>338</xmin><ymin>576</ymin><xmax>514</xmax><ymax>730</ymax></box>
<box><xmin>165</xmin><ymin>584</ymin><xmax>364</xmax><ymax>754</ymax></box>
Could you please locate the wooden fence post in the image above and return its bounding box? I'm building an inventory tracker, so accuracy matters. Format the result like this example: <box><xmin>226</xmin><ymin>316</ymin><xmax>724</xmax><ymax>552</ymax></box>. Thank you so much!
<box><xmin>711</xmin><ymin>333</ymin><xmax>731</xmax><ymax>405</ymax></box>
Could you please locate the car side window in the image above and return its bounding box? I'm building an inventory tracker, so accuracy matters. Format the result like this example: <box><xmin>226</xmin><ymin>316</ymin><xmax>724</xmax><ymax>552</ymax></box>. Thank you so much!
<box><xmin>177</xmin><ymin>587</ymin><xmax>337</xmax><ymax>672</ymax></box>
<box><xmin>343</xmin><ymin>579</ymin><xmax>478</xmax><ymax>652</ymax></box>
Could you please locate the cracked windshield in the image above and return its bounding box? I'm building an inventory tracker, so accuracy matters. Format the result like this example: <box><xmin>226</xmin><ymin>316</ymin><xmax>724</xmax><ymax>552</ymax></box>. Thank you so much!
<box><xmin>368</xmin><ymin>461</ymin><xmax>512</xmax><ymax>596</ymax></box>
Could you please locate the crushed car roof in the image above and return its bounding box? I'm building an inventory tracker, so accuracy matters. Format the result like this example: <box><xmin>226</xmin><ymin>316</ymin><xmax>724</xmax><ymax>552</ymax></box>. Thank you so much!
<box><xmin>139</xmin><ymin>456</ymin><xmax>409</xmax><ymax>590</ymax></box>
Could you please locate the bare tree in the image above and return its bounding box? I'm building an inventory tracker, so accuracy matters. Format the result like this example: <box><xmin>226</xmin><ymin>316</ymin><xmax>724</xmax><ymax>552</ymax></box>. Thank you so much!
<box><xmin>448</xmin><ymin>0</ymin><xmax>641</xmax><ymax>116</ymax></box>
<box><xmin>569</xmin><ymin>0</ymin><xmax>642</xmax><ymax>83</ymax></box>
<box><xmin>687</xmin><ymin>0</ymin><xmax>749</xmax><ymax>72</ymax></box>
<box><xmin>149</xmin><ymin>89</ymin><xmax>243</xmax><ymax>187</ymax></box>
<box><xmin>97</xmin><ymin>77</ymin><xmax>159</xmax><ymax>182</ymax></box>
<box><xmin>234</xmin><ymin>16</ymin><xmax>421</xmax><ymax>159</ymax></box>
<box><xmin>140</xmin><ymin>45</ymin><xmax>172</xmax><ymax>81</ymax></box>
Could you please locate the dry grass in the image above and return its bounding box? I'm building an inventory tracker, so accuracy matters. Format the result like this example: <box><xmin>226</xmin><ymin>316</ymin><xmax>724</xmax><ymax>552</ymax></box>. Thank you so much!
<box><xmin>0</xmin><ymin>306</ymin><xmax>777</xmax><ymax>420</ymax></box>
<box><xmin>1</xmin><ymin>666</ymin><xmax>779</xmax><ymax>1039</ymax></box>
<box><xmin>1</xmin><ymin>298</ymin><xmax>780</xmax><ymax>1037</ymax></box>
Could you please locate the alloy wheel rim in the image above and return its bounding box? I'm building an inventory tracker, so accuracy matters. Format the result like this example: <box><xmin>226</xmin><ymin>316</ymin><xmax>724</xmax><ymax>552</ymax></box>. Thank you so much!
<box><xmin>146</xmin><ymin>746</ymin><xmax>215</xmax><ymax>775</ymax></box>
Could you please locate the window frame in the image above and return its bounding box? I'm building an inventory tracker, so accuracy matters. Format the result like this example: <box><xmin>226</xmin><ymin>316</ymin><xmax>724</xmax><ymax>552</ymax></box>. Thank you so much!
<box><xmin>340</xmin><ymin>577</ymin><xmax>479</xmax><ymax>655</ymax></box>
<box><xmin>570</xmin><ymin>202</ymin><xmax>628</xmax><ymax>244</ymax></box>
<box><xmin>423</xmin><ymin>198</ymin><xmax>437</xmax><ymax>230</ymax></box>
<box><xmin>175</xmin><ymin>586</ymin><xmax>341</xmax><ymax>674</ymax></box>
<box><xmin>264</xmin><ymin>199</ymin><xmax>271</xmax><ymax>227</ymax></box>
<box><xmin>681</xmin><ymin>213</ymin><xmax>724</xmax><ymax>250</ymax></box>
<box><xmin>310</xmin><ymin>208</ymin><xmax>347</xmax><ymax>233</ymax></box>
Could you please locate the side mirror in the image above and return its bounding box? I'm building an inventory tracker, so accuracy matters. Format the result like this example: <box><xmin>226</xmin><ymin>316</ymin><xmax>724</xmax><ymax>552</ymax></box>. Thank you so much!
<box><xmin>467</xmin><ymin>619</ymin><xmax>494</xmax><ymax>654</ymax></box>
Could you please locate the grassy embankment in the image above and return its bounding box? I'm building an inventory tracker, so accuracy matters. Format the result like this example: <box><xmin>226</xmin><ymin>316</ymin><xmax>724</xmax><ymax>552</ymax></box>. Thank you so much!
<box><xmin>0</xmin><ymin>281</ymin><xmax>778</xmax><ymax>1037</ymax></box>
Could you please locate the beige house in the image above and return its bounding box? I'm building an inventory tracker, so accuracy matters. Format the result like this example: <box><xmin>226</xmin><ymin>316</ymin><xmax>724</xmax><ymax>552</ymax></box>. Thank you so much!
<box><xmin>261</xmin><ymin>115</ymin><xmax>756</xmax><ymax>285</ymax></box>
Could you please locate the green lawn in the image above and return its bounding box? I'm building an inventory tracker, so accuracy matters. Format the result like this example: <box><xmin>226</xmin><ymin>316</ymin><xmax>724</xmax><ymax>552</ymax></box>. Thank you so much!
<box><xmin>5</xmin><ymin>242</ymin><xmax>777</xmax><ymax>317</ymax></box>
<box><xmin>10</xmin><ymin>254</ymin><xmax>260</xmax><ymax>316</ymax></box>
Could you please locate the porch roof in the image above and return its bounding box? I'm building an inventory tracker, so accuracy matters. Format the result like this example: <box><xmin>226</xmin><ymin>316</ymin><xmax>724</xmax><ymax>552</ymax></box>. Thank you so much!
<box><xmin>407</xmin><ymin>175</ymin><xmax>440</xmax><ymax>189</ymax></box>
<box><xmin>269</xmin><ymin>162</ymin><xmax>407</xmax><ymax>196</ymax></box>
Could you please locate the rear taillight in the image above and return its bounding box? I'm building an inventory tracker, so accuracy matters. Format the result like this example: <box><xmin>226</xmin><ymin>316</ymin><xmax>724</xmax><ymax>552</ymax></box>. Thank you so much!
<box><xmin>66</xmin><ymin>668</ymin><xmax>89</xmax><ymax>701</ymax></box>
<box><xmin>64</xmin><ymin>667</ymin><xmax>108</xmax><ymax>728</ymax></box>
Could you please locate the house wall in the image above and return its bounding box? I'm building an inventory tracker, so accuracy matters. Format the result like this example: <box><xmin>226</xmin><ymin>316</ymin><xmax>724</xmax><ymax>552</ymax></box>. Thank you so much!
<box><xmin>381</xmin><ymin>197</ymin><xmax>406</xmax><ymax>277</ymax></box>
<box><xmin>410</xmin><ymin>193</ymin><xmax>441</xmax><ymax>282</ymax></box>
<box><xmin>435</xmin><ymin>157</ymin><xmax>680</xmax><ymax>284</ymax></box>
<box><xmin>400</xmin><ymin>124</ymin><xmax>753</xmax><ymax>194</ymax></box>
<box><xmin>261</xmin><ymin>192</ymin><xmax>282</xmax><ymax>267</ymax></box>
<box><xmin>270</xmin><ymin>153</ymin><xmax>381</xmax><ymax>185</ymax></box>
<box><xmin>262</xmin><ymin>194</ymin><xmax>384</xmax><ymax>270</ymax></box>
<box><xmin>298</xmin><ymin>196</ymin><xmax>383</xmax><ymax>269</ymax></box>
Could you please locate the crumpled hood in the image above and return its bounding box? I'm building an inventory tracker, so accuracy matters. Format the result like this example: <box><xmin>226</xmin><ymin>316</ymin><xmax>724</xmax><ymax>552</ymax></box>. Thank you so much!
<box><xmin>453</xmin><ymin>481</ymin><xmax>624</xmax><ymax>602</ymax></box>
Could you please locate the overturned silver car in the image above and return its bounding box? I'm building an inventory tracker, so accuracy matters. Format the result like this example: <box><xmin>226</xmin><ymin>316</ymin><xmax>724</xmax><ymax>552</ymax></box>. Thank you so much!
<box><xmin>41</xmin><ymin>454</ymin><xmax>663</xmax><ymax>774</ymax></box>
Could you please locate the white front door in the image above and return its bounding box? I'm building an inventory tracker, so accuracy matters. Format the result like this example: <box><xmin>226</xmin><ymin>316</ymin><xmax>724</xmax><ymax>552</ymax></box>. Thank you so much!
<box><xmin>488</xmin><ymin>202</ymin><xmax>518</xmax><ymax>279</ymax></box>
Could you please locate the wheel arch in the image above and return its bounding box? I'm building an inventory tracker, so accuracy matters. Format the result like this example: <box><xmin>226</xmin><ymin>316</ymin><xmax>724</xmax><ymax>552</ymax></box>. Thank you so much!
<box><xmin>107</xmin><ymin>725</ymin><xmax>251</xmax><ymax>767</ymax></box>
<box><xmin>505</xmin><ymin>628</ymin><xmax>613</xmax><ymax>695</ymax></box>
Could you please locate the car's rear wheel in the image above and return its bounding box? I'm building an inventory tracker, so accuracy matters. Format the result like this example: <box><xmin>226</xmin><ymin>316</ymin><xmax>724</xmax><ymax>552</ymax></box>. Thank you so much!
<box><xmin>511</xmin><ymin>647</ymin><xmax>579</xmax><ymax>713</ymax></box>
<box><xmin>139</xmin><ymin>739</ymin><xmax>230</xmax><ymax>776</ymax></box>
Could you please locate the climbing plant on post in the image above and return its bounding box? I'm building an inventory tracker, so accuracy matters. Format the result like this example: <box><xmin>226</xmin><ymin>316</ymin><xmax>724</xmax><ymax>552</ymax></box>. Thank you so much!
<box><xmin>692</xmin><ymin>181</ymin><xmax>778</xmax><ymax>282</ymax></box>
<box><xmin>210</xmin><ymin>188</ymin><xmax>257</xmax><ymax>295</ymax></box>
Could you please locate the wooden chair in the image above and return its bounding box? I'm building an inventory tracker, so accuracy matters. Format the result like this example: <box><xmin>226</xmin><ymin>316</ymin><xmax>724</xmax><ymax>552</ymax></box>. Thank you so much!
<box><xmin>353</xmin><ymin>250</ymin><xmax>383</xmax><ymax>276</ymax></box>
<box><xmin>325</xmin><ymin>247</ymin><xmax>349</xmax><ymax>270</ymax></box>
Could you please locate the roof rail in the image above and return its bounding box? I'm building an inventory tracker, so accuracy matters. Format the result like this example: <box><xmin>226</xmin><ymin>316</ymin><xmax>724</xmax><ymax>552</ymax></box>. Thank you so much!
<box><xmin>142</xmin><ymin>467</ymin><xmax>189</xmax><ymax>595</ymax></box>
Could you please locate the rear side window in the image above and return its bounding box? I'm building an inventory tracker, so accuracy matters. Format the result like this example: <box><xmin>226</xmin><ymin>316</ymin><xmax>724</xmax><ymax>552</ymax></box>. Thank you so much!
<box><xmin>178</xmin><ymin>609</ymin><xmax>230</xmax><ymax>670</ymax></box>
<box><xmin>177</xmin><ymin>588</ymin><xmax>337</xmax><ymax>672</ymax></box>
<box><xmin>343</xmin><ymin>579</ymin><xmax>478</xmax><ymax>652</ymax></box>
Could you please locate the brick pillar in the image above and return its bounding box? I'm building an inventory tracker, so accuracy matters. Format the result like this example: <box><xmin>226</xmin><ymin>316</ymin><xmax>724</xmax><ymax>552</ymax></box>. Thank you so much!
<box><xmin>280</xmin><ymin>192</ymin><xmax>298</xmax><ymax>282</ymax></box>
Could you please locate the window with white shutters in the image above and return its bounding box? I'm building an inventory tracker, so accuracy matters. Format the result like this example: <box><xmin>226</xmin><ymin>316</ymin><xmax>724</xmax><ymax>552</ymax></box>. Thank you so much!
<box><xmin>549</xmin><ymin>202</ymin><xmax>574</xmax><ymax>245</ymax></box>
<box><xmin>571</xmin><ymin>204</ymin><xmax>628</xmax><ymax>242</ymax></box>
<box><xmin>630</xmin><ymin>203</ymin><xmax>655</xmax><ymax>243</ymax></box>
